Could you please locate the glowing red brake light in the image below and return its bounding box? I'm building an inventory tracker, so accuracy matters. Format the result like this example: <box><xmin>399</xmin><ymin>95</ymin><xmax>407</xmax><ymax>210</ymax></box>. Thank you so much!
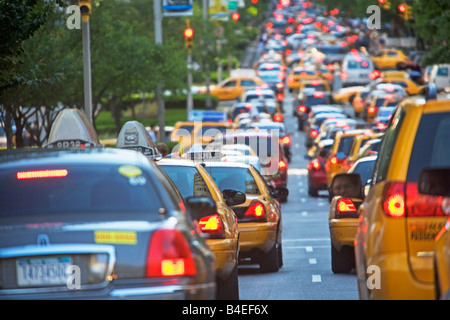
<box><xmin>337</xmin><ymin>198</ymin><xmax>357</xmax><ymax>213</ymax></box>
<box><xmin>198</xmin><ymin>214</ymin><xmax>225</xmax><ymax>238</ymax></box>
<box><xmin>368</xmin><ymin>106</ymin><xmax>377</xmax><ymax>114</ymax></box>
<box><xmin>274</xmin><ymin>114</ymin><xmax>283</xmax><ymax>122</ymax></box>
<box><xmin>276</xmin><ymin>93</ymin><xmax>284</xmax><ymax>102</ymax></box>
<box><xmin>340</xmin><ymin>72</ymin><xmax>348</xmax><ymax>81</ymax></box>
<box><xmin>309</xmin><ymin>129</ymin><xmax>318</xmax><ymax>138</ymax></box>
<box><xmin>308</xmin><ymin>159</ymin><xmax>321</xmax><ymax>170</ymax></box>
<box><xmin>17</xmin><ymin>169</ymin><xmax>69</xmax><ymax>180</ymax></box>
<box><xmin>245</xmin><ymin>200</ymin><xmax>266</xmax><ymax>220</ymax></box>
<box><xmin>278</xmin><ymin>160</ymin><xmax>287</xmax><ymax>170</ymax></box>
<box><xmin>146</xmin><ymin>228</ymin><xmax>197</xmax><ymax>277</ymax></box>
<box><xmin>281</xmin><ymin>136</ymin><xmax>291</xmax><ymax>145</ymax></box>
<box><xmin>313</xmin><ymin>91</ymin><xmax>325</xmax><ymax>98</ymax></box>
<box><xmin>298</xmin><ymin>105</ymin><xmax>307</xmax><ymax>113</ymax></box>
<box><xmin>382</xmin><ymin>182</ymin><xmax>405</xmax><ymax>218</ymax></box>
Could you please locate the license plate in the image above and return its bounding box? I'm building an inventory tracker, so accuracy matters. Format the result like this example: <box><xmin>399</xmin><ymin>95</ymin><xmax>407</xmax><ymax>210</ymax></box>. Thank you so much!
<box><xmin>16</xmin><ymin>256</ymin><xmax>72</xmax><ymax>287</ymax></box>
<box><xmin>359</xmin><ymin>73</ymin><xmax>368</xmax><ymax>78</ymax></box>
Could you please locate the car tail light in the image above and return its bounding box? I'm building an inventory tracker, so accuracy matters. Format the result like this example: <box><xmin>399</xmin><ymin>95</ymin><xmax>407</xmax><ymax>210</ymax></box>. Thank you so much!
<box><xmin>327</xmin><ymin>64</ymin><xmax>334</xmax><ymax>72</ymax></box>
<box><xmin>309</xmin><ymin>129</ymin><xmax>318</xmax><ymax>138</ymax></box>
<box><xmin>244</xmin><ymin>200</ymin><xmax>266</xmax><ymax>220</ymax></box>
<box><xmin>276</xmin><ymin>82</ymin><xmax>284</xmax><ymax>89</ymax></box>
<box><xmin>368</xmin><ymin>106</ymin><xmax>377</xmax><ymax>114</ymax></box>
<box><xmin>340</xmin><ymin>72</ymin><xmax>348</xmax><ymax>81</ymax></box>
<box><xmin>336</xmin><ymin>197</ymin><xmax>358</xmax><ymax>217</ymax></box>
<box><xmin>376</xmin><ymin>122</ymin><xmax>387</xmax><ymax>130</ymax></box>
<box><xmin>298</xmin><ymin>105</ymin><xmax>307</xmax><ymax>113</ymax></box>
<box><xmin>17</xmin><ymin>169</ymin><xmax>69</xmax><ymax>180</ymax></box>
<box><xmin>313</xmin><ymin>91</ymin><xmax>325</xmax><ymax>98</ymax></box>
<box><xmin>308</xmin><ymin>159</ymin><xmax>321</xmax><ymax>170</ymax></box>
<box><xmin>276</xmin><ymin>93</ymin><xmax>284</xmax><ymax>101</ymax></box>
<box><xmin>274</xmin><ymin>113</ymin><xmax>283</xmax><ymax>122</ymax></box>
<box><xmin>198</xmin><ymin>214</ymin><xmax>225</xmax><ymax>238</ymax></box>
<box><xmin>354</xmin><ymin>97</ymin><xmax>363</xmax><ymax>106</ymax></box>
<box><xmin>405</xmin><ymin>182</ymin><xmax>447</xmax><ymax>217</ymax></box>
<box><xmin>146</xmin><ymin>228</ymin><xmax>197</xmax><ymax>277</ymax></box>
<box><xmin>382</xmin><ymin>182</ymin><xmax>405</xmax><ymax>218</ymax></box>
<box><xmin>279</xmin><ymin>160</ymin><xmax>287</xmax><ymax>170</ymax></box>
<box><xmin>287</xmin><ymin>76</ymin><xmax>295</xmax><ymax>83</ymax></box>
<box><xmin>281</xmin><ymin>136</ymin><xmax>291</xmax><ymax>146</ymax></box>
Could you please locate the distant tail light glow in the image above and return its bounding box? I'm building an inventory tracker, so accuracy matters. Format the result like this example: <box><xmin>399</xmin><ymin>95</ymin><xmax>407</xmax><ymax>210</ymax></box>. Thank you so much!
<box><xmin>278</xmin><ymin>160</ymin><xmax>287</xmax><ymax>170</ymax></box>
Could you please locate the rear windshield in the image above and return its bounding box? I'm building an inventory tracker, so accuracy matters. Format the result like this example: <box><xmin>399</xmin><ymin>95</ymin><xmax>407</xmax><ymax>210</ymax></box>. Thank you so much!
<box><xmin>407</xmin><ymin>112</ymin><xmax>450</xmax><ymax>181</ymax></box>
<box><xmin>337</xmin><ymin>136</ymin><xmax>356</xmax><ymax>155</ymax></box>
<box><xmin>204</xmin><ymin>166</ymin><xmax>260</xmax><ymax>195</ymax></box>
<box><xmin>0</xmin><ymin>165</ymin><xmax>163</xmax><ymax>218</ymax></box>
<box><xmin>159</xmin><ymin>165</ymin><xmax>212</xmax><ymax>199</ymax></box>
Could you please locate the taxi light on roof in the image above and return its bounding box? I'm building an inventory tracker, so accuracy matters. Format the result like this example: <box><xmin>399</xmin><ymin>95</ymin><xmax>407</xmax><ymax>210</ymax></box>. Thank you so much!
<box><xmin>17</xmin><ymin>169</ymin><xmax>69</xmax><ymax>180</ymax></box>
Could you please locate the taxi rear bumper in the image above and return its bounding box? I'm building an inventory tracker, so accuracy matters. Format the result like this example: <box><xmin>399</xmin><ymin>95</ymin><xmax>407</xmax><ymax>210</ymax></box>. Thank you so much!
<box><xmin>238</xmin><ymin>222</ymin><xmax>278</xmax><ymax>258</ymax></box>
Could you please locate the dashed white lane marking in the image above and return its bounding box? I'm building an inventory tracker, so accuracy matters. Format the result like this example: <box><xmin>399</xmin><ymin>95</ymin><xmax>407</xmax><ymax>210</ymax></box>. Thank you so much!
<box><xmin>309</xmin><ymin>258</ymin><xmax>317</xmax><ymax>264</ymax></box>
<box><xmin>312</xmin><ymin>275</ymin><xmax>322</xmax><ymax>283</ymax></box>
<box><xmin>306</xmin><ymin>246</ymin><xmax>313</xmax><ymax>252</ymax></box>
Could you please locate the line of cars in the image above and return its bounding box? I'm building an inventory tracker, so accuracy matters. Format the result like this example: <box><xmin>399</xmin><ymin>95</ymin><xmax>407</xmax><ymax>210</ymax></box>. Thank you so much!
<box><xmin>263</xmin><ymin>0</ymin><xmax>450</xmax><ymax>300</ymax></box>
<box><xmin>0</xmin><ymin>104</ymin><xmax>290</xmax><ymax>300</ymax></box>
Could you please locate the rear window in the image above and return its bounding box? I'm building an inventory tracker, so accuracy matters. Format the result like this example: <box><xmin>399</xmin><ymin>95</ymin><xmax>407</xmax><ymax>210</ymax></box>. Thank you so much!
<box><xmin>159</xmin><ymin>165</ymin><xmax>212</xmax><ymax>199</ymax></box>
<box><xmin>0</xmin><ymin>165</ymin><xmax>163</xmax><ymax>218</ymax></box>
<box><xmin>407</xmin><ymin>112</ymin><xmax>450</xmax><ymax>182</ymax></box>
<box><xmin>204</xmin><ymin>166</ymin><xmax>260</xmax><ymax>195</ymax></box>
<box><xmin>337</xmin><ymin>136</ymin><xmax>356</xmax><ymax>155</ymax></box>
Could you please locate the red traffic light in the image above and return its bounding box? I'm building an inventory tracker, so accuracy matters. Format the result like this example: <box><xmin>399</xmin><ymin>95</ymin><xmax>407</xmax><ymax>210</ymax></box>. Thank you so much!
<box><xmin>184</xmin><ymin>27</ymin><xmax>194</xmax><ymax>38</ymax></box>
<box><xmin>398</xmin><ymin>4</ymin><xmax>407</xmax><ymax>12</ymax></box>
<box><xmin>231</xmin><ymin>12</ymin><xmax>240</xmax><ymax>21</ymax></box>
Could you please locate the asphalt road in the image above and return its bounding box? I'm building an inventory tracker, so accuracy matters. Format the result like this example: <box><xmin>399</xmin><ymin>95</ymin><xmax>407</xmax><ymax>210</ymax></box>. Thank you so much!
<box><xmin>237</xmin><ymin>91</ymin><xmax>359</xmax><ymax>300</ymax></box>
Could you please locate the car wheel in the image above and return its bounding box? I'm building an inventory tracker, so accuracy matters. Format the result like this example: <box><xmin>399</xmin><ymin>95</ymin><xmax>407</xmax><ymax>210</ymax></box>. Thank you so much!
<box><xmin>216</xmin><ymin>264</ymin><xmax>239</xmax><ymax>300</ymax></box>
<box><xmin>331</xmin><ymin>244</ymin><xmax>354</xmax><ymax>274</ymax></box>
<box><xmin>308</xmin><ymin>181</ymin><xmax>319</xmax><ymax>197</ymax></box>
<box><xmin>260</xmin><ymin>243</ymin><xmax>280</xmax><ymax>273</ymax></box>
<box><xmin>277</xmin><ymin>242</ymin><xmax>283</xmax><ymax>268</ymax></box>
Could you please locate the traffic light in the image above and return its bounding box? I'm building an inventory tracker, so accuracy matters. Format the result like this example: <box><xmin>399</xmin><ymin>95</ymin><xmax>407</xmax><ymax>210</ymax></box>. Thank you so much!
<box><xmin>184</xmin><ymin>27</ymin><xmax>194</xmax><ymax>52</ymax></box>
<box><xmin>378</xmin><ymin>0</ymin><xmax>390</xmax><ymax>10</ymax></box>
<box><xmin>231</xmin><ymin>12</ymin><xmax>240</xmax><ymax>21</ymax></box>
<box><xmin>397</xmin><ymin>3</ymin><xmax>411</xmax><ymax>20</ymax></box>
<box><xmin>78</xmin><ymin>0</ymin><xmax>92</xmax><ymax>22</ymax></box>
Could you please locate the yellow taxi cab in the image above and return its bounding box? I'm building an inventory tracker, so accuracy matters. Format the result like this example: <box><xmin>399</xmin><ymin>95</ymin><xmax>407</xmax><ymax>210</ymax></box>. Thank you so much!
<box><xmin>325</xmin><ymin>129</ymin><xmax>372</xmax><ymax>185</ymax></box>
<box><xmin>328</xmin><ymin>173</ymin><xmax>364</xmax><ymax>273</ymax></box>
<box><xmin>417</xmin><ymin>168</ymin><xmax>450</xmax><ymax>300</ymax></box>
<box><xmin>157</xmin><ymin>157</ymin><xmax>243</xmax><ymax>299</ymax></box>
<box><xmin>287</xmin><ymin>67</ymin><xmax>319</xmax><ymax>92</ymax></box>
<box><xmin>354</xmin><ymin>88</ymin><xmax>450</xmax><ymax>300</ymax></box>
<box><xmin>346</xmin><ymin>131</ymin><xmax>384</xmax><ymax>169</ymax></box>
<box><xmin>202</xmin><ymin>161</ymin><xmax>287</xmax><ymax>273</ymax></box>
<box><xmin>435</xmin><ymin>217</ymin><xmax>450</xmax><ymax>300</ymax></box>
<box><xmin>210</xmin><ymin>76</ymin><xmax>263</xmax><ymax>101</ymax></box>
<box><xmin>370</xmin><ymin>48</ymin><xmax>410</xmax><ymax>70</ymax></box>
<box><xmin>364</xmin><ymin>92</ymin><xmax>402</xmax><ymax>123</ymax></box>
<box><xmin>382</xmin><ymin>78</ymin><xmax>424</xmax><ymax>96</ymax></box>
<box><xmin>352</xmin><ymin>88</ymin><xmax>371</xmax><ymax>117</ymax></box>
<box><xmin>332</xmin><ymin>86</ymin><xmax>366</xmax><ymax>105</ymax></box>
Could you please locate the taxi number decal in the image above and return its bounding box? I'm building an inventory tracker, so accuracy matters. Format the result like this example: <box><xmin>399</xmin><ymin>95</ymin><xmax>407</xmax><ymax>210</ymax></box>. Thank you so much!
<box><xmin>118</xmin><ymin>165</ymin><xmax>142</xmax><ymax>178</ymax></box>
<box><xmin>95</xmin><ymin>231</ymin><xmax>137</xmax><ymax>245</ymax></box>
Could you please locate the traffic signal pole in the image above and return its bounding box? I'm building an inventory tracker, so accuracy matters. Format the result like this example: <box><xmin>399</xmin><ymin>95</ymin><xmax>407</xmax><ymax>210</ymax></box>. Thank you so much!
<box><xmin>79</xmin><ymin>0</ymin><xmax>93</xmax><ymax>124</ymax></box>
<box><xmin>153</xmin><ymin>0</ymin><xmax>166</xmax><ymax>142</ymax></box>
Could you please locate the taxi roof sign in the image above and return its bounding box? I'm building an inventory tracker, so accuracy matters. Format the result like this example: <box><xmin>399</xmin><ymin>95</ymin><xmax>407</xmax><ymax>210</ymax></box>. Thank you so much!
<box><xmin>116</xmin><ymin>121</ymin><xmax>160</xmax><ymax>160</ymax></box>
<box><xmin>46</xmin><ymin>108</ymin><xmax>101</xmax><ymax>148</ymax></box>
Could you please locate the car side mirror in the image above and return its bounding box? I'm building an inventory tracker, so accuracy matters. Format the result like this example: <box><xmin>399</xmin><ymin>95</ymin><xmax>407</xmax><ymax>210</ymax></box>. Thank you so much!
<box><xmin>418</xmin><ymin>168</ymin><xmax>450</xmax><ymax>197</ymax></box>
<box><xmin>328</xmin><ymin>173</ymin><xmax>363</xmax><ymax>202</ymax></box>
<box><xmin>274</xmin><ymin>186</ymin><xmax>289</xmax><ymax>200</ymax></box>
<box><xmin>185</xmin><ymin>197</ymin><xmax>217</xmax><ymax>221</ymax></box>
<box><xmin>222</xmin><ymin>189</ymin><xmax>246</xmax><ymax>206</ymax></box>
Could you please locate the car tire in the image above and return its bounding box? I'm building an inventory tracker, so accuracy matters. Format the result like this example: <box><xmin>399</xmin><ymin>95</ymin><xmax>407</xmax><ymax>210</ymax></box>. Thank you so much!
<box><xmin>308</xmin><ymin>182</ymin><xmax>319</xmax><ymax>197</ymax></box>
<box><xmin>260</xmin><ymin>243</ymin><xmax>280</xmax><ymax>273</ymax></box>
<box><xmin>216</xmin><ymin>264</ymin><xmax>239</xmax><ymax>300</ymax></box>
<box><xmin>331</xmin><ymin>244</ymin><xmax>354</xmax><ymax>274</ymax></box>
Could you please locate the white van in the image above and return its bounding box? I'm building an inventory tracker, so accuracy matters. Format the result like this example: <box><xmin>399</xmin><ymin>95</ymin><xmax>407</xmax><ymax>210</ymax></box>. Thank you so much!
<box><xmin>429</xmin><ymin>64</ymin><xmax>450</xmax><ymax>92</ymax></box>
<box><xmin>340</xmin><ymin>52</ymin><xmax>375</xmax><ymax>87</ymax></box>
